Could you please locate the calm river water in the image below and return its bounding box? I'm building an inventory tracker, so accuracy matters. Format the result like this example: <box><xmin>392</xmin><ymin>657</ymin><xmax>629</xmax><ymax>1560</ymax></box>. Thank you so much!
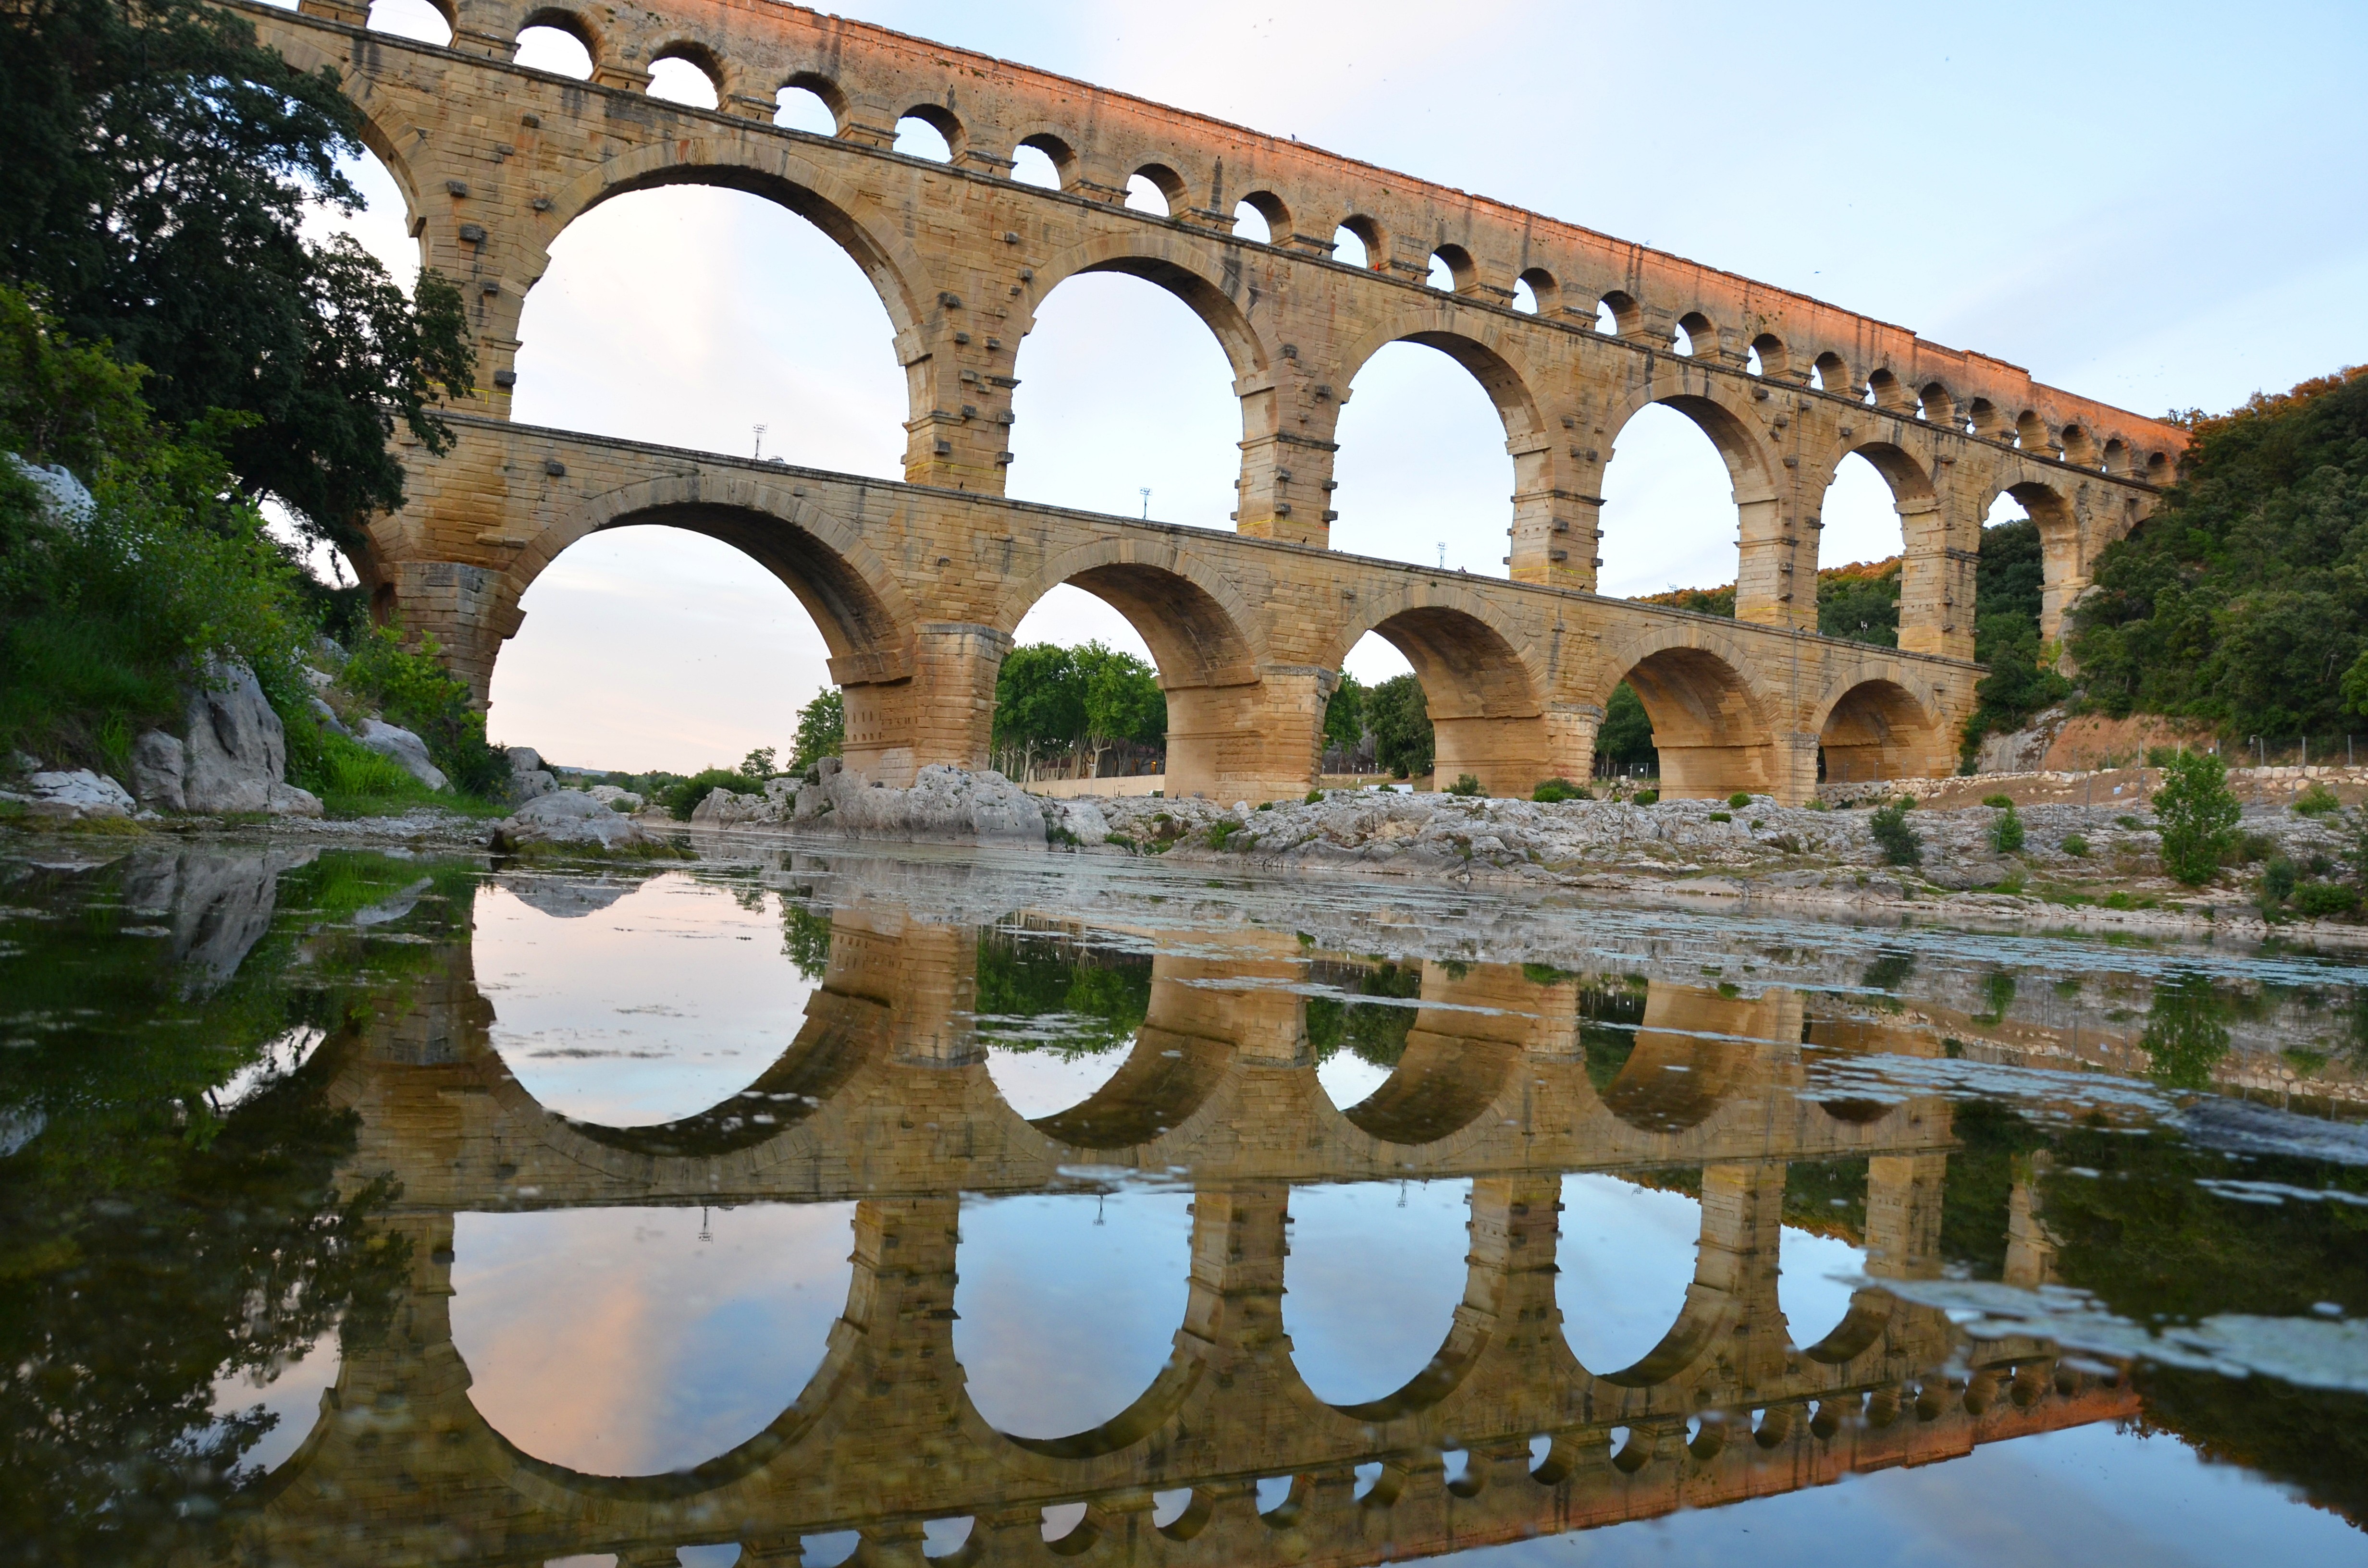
<box><xmin>6</xmin><ymin>837</ymin><xmax>2368</xmax><ymax>1566</ymax></box>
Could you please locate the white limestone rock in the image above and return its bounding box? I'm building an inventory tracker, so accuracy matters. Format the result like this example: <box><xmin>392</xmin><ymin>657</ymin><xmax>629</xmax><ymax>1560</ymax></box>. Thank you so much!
<box><xmin>793</xmin><ymin>761</ymin><xmax>1045</xmax><ymax>847</ymax></box>
<box><xmin>585</xmin><ymin>784</ymin><xmax>644</xmax><ymax>812</ymax></box>
<box><xmin>491</xmin><ymin>787</ymin><xmax>670</xmax><ymax>855</ymax></box>
<box><xmin>180</xmin><ymin>658</ymin><xmax>318</xmax><ymax>814</ymax></box>
<box><xmin>0</xmin><ymin>769</ymin><xmax>135</xmax><ymax>821</ymax></box>
<box><xmin>357</xmin><ymin>719</ymin><xmax>448</xmax><ymax>791</ymax></box>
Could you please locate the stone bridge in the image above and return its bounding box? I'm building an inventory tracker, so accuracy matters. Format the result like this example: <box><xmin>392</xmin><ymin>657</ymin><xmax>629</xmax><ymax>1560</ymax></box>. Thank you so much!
<box><xmin>230</xmin><ymin>906</ymin><xmax>2130</xmax><ymax>1565</ymax></box>
<box><xmin>242</xmin><ymin>0</ymin><xmax>2181</xmax><ymax>801</ymax></box>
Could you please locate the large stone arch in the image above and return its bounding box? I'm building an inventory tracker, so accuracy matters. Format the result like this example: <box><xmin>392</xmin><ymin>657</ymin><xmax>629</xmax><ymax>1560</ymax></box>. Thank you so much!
<box><xmin>1810</xmin><ymin>673</ymin><xmax>1952</xmax><ymax>787</ymax></box>
<box><xmin>1979</xmin><ymin>473</ymin><xmax>2087</xmax><ymax>641</ymax></box>
<box><xmin>1333</xmin><ymin>306</ymin><xmax>1551</xmax><ymax>443</ymax></box>
<box><xmin>1020</xmin><ymin>230</ymin><xmax>1275</xmax><ymax>382</ymax></box>
<box><xmin>1600</xmin><ymin>370</ymin><xmax>1788</xmax><ymax>536</ymax></box>
<box><xmin>489</xmin><ymin>471</ymin><xmax>924</xmax><ymax>778</ymax></box>
<box><xmin>991</xmin><ymin>536</ymin><xmax>1286</xmax><ymax>799</ymax></box>
<box><xmin>1325</xmin><ymin>583</ymin><xmax>1551</xmax><ymax>796</ymax></box>
<box><xmin>1591</xmin><ymin>621</ymin><xmax>1785</xmax><ymax>800</ymax></box>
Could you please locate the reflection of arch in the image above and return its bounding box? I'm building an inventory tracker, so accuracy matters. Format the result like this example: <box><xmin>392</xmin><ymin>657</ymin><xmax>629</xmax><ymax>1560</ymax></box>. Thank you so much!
<box><xmin>1591</xmin><ymin>633</ymin><xmax>1776</xmax><ymax>800</ymax></box>
<box><xmin>993</xmin><ymin>539</ymin><xmax>1266</xmax><ymax>799</ymax></box>
<box><xmin>1599</xmin><ymin>1028</ymin><xmax>1750</xmax><ymax>1134</ymax></box>
<box><xmin>1815</xmin><ymin>679</ymin><xmax>1942</xmax><ymax>787</ymax></box>
<box><xmin>1029</xmin><ymin>1026</ymin><xmax>1232</xmax><ymax>1149</ymax></box>
<box><xmin>1339</xmin><ymin>979</ymin><xmax>1525</xmax><ymax>1146</ymax></box>
<box><xmin>1328</xmin><ymin>588</ymin><xmax>1548</xmax><ymax>796</ymax></box>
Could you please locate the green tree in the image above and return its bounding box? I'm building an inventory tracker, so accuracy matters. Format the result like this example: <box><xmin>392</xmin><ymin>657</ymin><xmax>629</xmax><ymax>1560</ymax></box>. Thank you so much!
<box><xmin>337</xmin><ymin>624</ymin><xmax>509</xmax><ymax>796</ymax></box>
<box><xmin>993</xmin><ymin>642</ymin><xmax>1083</xmax><ymax>764</ymax></box>
<box><xmin>791</xmin><ymin>688</ymin><xmax>843</xmax><ymax>771</ymax></box>
<box><xmin>1074</xmin><ymin>642</ymin><xmax>1165</xmax><ymax>757</ymax></box>
<box><xmin>2152</xmin><ymin>748</ymin><xmax>2241</xmax><ymax>884</ymax></box>
<box><xmin>1</xmin><ymin>0</ymin><xmax>475</xmax><ymax>560</ymax></box>
<box><xmin>1594</xmin><ymin>681</ymin><xmax>1656</xmax><ymax>771</ymax></box>
<box><xmin>1323</xmin><ymin>670</ymin><xmax>1366</xmax><ymax>752</ymax></box>
<box><xmin>1367</xmin><ymin>673</ymin><xmax>1434</xmax><ymax>779</ymax></box>
<box><xmin>1816</xmin><ymin>560</ymin><xmax>1900</xmax><ymax>646</ymax></box>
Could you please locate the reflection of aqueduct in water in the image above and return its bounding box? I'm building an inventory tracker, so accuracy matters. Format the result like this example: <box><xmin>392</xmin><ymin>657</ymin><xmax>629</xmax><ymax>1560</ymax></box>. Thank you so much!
<box><xmin>246</xmin><ymin>906</ymin><xmax>2129</xmax><ymax>1565</ymax></box>
<box><xmin>246</xmin><ymin>0</ymin><xmax>2180</xmax><ymax>802</ymax></box>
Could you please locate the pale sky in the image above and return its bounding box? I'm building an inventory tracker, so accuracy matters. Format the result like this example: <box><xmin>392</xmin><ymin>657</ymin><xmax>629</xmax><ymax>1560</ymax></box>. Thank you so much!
<box><xmin>317</xmin><ymin>0</ymin><xmax>2368</xmax><ymax>773</ymax></box>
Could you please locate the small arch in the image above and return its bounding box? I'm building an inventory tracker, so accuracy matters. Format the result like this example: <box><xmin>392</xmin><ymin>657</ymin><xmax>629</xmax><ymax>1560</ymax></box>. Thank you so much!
<box><xmin>365</xmin><ymin>0</ymin><xmax>453</xmax><ymax>46</ymax></box>
<box><xmin>1128</xmin><ymin>163</ymin><xmax>1186</xmax><ymax>217</ymax></box>
<box><xmin>1595</xmin><ymin>290</ymin><xmax>1641</xmax><ymax>336</ymax></box>
<box><xmin>1334</xmin><ymin>215</ymin><xmax>1385</xmax><ymax>270</ymax></box>
<box><xmin>2060</xmin><ymin>423</ymin><xmax>2097</xmax><ymax>467</ymax></box>
<box><xmin>514</xmin><ymin>12</ymin><xmax>596</xmax><ymax>77</ymax></box>
<box><xmin>1966</xmin><ymin>396</ymin><xmax>2006</xmax><ymax>439</ymax></box>
<box><xmin>1013</xmin><ymin>132</ymin><xmax>1075</xmax><ymax>189</ymax></box>
<box><xmin>1233</xmin><ymin>190</ymin><xmax>1289</xmax><ymax>244</ymax></box>
<box><xmin>1811</xmin><ymin>351</ymin><xmax>1848</xmax><ymax>392</ymax></box>
<box><xmin>1155</xmin><ymin>1490</ymin><xmax>1214</xmax><ymax>1540</ymax></box>
<box><xmin>2101</xmin><ymin>436</ymin><xmax>2129</xmax><ymax>475</ymax></box>
<box><xmin>645</xmin><ymin>48</ymin><xmax>722</xmax><ymax>109</ymax></box>
<box><xmin>773</xmin><ymin>76</ymin><xmax>842</xmax><ymax>135</ymax></box>
<box><xmin>2145</xmin><ymin>450</ymin><xmax>2171</xmax><ymax>483</ymax></box>
<box><xmin>1818</xmin><ymin>679</ymin><xmax>1942</xmax><ymax>786</ymax></box>
<box><xmin>1865</xmin><ymin>368</ymin><xmax>1907</xmax><ymax>410</ymax></box>
<box><xmin>2015</xmin><ymin>410</ymin><xmax>2048</xmax><ymax>452</ymax></box>
<box><xmin>1748</xmin><ymin>332</ymin><xmax>1786</xmax><ymax>379</ymax></box>
<box><xmin>1515</xmin><ymin>266</ymin><xmax>1558</xmax><ymax>316</ymax></box>
<box><xmin>1917</xmin><ymin>381</ymin><xmax>1954</xmax><ymax>426</ymax></box>
<box><xmin>1429</xmin><ymin>243</ymin><xmax>1477</xmax><ymax>294</ymax></box>
<box><xmin>895</xmin><ymin>105</ymin><xmax>960</xmax><ymax>162</ymax></box>
<box><xmin>1600</xmin><ymin>642</ymin><xmax>1776</xmax><ymax>800</ymax></box>
<box><xmin>1673</xmin><ymin>310</ymin><xmax>1716</xmax><ymax>360</ymax></box>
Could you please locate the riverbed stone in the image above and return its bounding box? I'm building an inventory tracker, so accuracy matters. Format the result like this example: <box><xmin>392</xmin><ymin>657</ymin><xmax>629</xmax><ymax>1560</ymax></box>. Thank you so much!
<box><xmin>130</xmin><ymin>730</ymin><xmax>187</xmax><ymax>812</ymax></box>
<box><xmin>357</xmin><ymin>719</ymin><xmax>448</xmax><ymax>791</ymax></box>
<box><xmin>183</xmin><ymin>659</ymin><xmax>293</xmax><ymax>814</ymax></box>
<box><xmin>491</xmin><ymin>787</ymin><xmax>670</xmax><ymax>855</ymax></box>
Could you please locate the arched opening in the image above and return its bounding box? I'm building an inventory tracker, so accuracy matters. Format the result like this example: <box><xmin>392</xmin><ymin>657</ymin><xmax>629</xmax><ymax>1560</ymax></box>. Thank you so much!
<box><xmin>1337</xmin><ymin>962</ymin><xmax>1529</xmax><ymax>1143</ymax></box>
<box><xmin>1012</xmin><ymin>134</ymin><xmax>1073</xmax><ymax>190</ymax></box>
<box><xmin>1819</xmin><ymin>680</ymin><xmax>1940</xmax><ymax>786</ymax></box>
<box><xmin>1429</xmin><ymin>244</ymin><xmax>1476</xmax><ymax>294</ymax></box>
<box><xmin>773</xmin><ymin>81</ymin><xmax>840</xmax><ymax>135</ymax></box>
<box><xmin>1672</xmin><ymin>310</ymin><xmax>1714</xmax><ymax>359</ymax></box>
<box><xmin>450</xmin><ymin>1201</ymin><xmax>856</xmax><ymax>1475</ymax></box>
<box><xmin>512</xmin><ymin>183</ymin><xmax>906</xmax><ymax>467</ymax></box>
<box><xmin>1231</xmin><ymin>195</ymin><xmax>1281</xmax><ymax>244</ymax></box>
<box><xmin>1333</xmin><ymin>216</ymin><xmax>1383</xmax><ymax>270</ymax></box>
<box><xmin>475</xmin><ymin>872</ymin><xmax>825</xmax><ymax>1125</ymax></box>
<box><xmin>1777</xmin><ymin>1222</ymin><xmax>1868</xmax><ymax>1351</ymax></box>
<box><xmin>1749</xmin><ymin>333</ymin><xmax>1786</xmax><ymax>380</ymax></box>
<box><xmin>1001</xmin><ymin>563</ymin><xmax>1261</xmax><ymax>800</ymax></box>
<box><xmin>1326</xmin><ymin>609</ymin><xmax>1544</xmax><ymax>796</ymax></box>
<box><xmin>1597</xmin><ymin>291</ymin><xmax>1640</xmax><ymax>337</ymax></box>
<box><xmin>1127</xmin><ymin>165</ymin><xmax>1184</xmax><ymax>216</ymax></box>
<box><xmin>1513</xmin><ymin>268</ymin><xmax>1556</xmax><ymax>315</ymax></box>
<box><xmin>366</xmin><ymin>0</ymin><xmax>452</xmax><ymax>46</ymax></box>
<box><xmin>953</xmin><ymin>1188</ymin><xmax>1193</xmax><ymax>1440</ymax></box>
<box><xmin>1811</xmin><ymin>352</ymin><xmax>1848</xmax><ymax>393</ymax></box>
<box><xmin>1283</xmin><ymin>1180</ymin><xmax>1474</xmax><ymax>1406</ymax></box>
<box><xmin>1603</xmin><ymin>646</ymin><xmax>1773</xmax><ymax>798</ymax></box>
<box><xmin>646</xmin><ymin>53</ymin><xmax>719</xmax><ymax>109</ymax></box>
<box><xmin>1918</xmin><ymin>382</ymin><xmax>1954</xmax><ymax>426</ymax></box>
<box><xmin>1988</xmin><ymin>480</ymin><xmax>2078</xmax><ymax>645</ymax></box>
<box><xmin>894</xmin><ymin>109</ymin><xmax>956</xmax><ymax>161</ymax></box>
<box><xmin>1309</xmin><ymin>956</ymin><xmax>1424</xmax><ymax>1102</ymax></box>
<box><xmin>513</xmin><ymin>18</ymin><xmax>595</xmax><ymax>77</ymax></box>
<box><xmin>1005</xmin><ymin>270</ymin><xmax>1242</xmax><ymax>528</ymax></box>
<box><xmin>1866</xmin><ymin>368</ymin><xmax>1905</xmax><ymax>410</ymax></box>
<box><xmin>1331</xmin><ymin>334</ymin><xmax>1531</xmax><ymax>579</ymax></box>
<box><xmin>1596</xmin><ymin>401</ymin><xmax>1756</xmax><ymax>602</ymax></box>
<box><xmin>1556</xmin><ymin>1172</ymin><xmax>1701</xmax><ymax>1377</ymax></box>
<box><xmin>1816</xmin><ymin>446</ymin><xmax>1930</xmax><ymax>645</ymax></box>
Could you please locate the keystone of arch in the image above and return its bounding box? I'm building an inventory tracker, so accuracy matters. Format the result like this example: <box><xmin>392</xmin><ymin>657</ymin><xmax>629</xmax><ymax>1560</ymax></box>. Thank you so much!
<box><xmin>1020</xmin><ymin>229</ymin><xmax>1274</xmax><ymax>379</ymax></box>
<box><xmin>534</xmin><ymin>137</ymin><xmax>936</xmax><ymax>334</ymax></box>
<box><xmin>498</xmin><ymin>471</ymin><xmax>922</xmax><ymax>663</ymax></box>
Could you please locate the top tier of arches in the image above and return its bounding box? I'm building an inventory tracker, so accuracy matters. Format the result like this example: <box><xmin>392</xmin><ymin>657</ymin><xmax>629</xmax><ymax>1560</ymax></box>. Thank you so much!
<box><xmin>325</xmin><ymin>0</ymin><xmax>2181</xmax><ymax>476</ymax></box>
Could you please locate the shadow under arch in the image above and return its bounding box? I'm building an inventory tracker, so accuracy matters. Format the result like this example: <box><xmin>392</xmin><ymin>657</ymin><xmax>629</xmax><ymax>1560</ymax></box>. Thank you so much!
<box><xmin>1591</xmin><ymin>633</ymin><xmax>1777</xmax><ymax>800</ymax></box>
<box><xmin>1326</xmin><ymin>588</ymin><xmax>1548</xmax><ymax>798</ymax></box>
<box><xmin>992</xmin><ymin>540</ymin><xmax>1273</xmax><ymax>799</ymax></box>
<box><xmin>1816</xmin><ymin>677</ymin><xmax>1945</xmax><ymax>787</ymax></box>
<box><xmin>1987</xmin><ymin>476</ymin><xmax>2083</xmax><ymax>639</ymax></box>
<box><xmin>493</xmin><ymin>476</ymin><xmax>921</xmax><ymax>776</ymax></box>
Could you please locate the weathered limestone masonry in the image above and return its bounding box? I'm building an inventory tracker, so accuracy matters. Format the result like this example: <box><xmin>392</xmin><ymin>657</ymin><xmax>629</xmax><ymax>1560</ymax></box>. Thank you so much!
<box><xmin>247</xmin><ymin>0</ymin><xmax>2181</xmax><ymax>803</ymax></box>
<box><xmin>236</xmin><ymin>911</ymin><xmax>2133</xmax><ymax>1567</ymax></box>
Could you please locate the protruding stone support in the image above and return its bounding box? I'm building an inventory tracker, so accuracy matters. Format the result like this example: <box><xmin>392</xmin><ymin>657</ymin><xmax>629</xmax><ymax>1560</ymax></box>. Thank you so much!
<box><xmin>1897</xmin><ymin>492</ymin><xmax>1977</xmax><ymax>662</ymax></box>
<box><xmin>908</xmin><ymin>622</ymin><xmax>1011</xmax><ymax>780</ymax></box>
<box><xmin>1865</xmin><ymin>1151</ymin><xmax>1949</xmax><ymax>1282</ymax></box>
<box><xmin>1734</xmin><ymin>494</ymin><xmax>1816</xmax><ymax>633</ymax></box>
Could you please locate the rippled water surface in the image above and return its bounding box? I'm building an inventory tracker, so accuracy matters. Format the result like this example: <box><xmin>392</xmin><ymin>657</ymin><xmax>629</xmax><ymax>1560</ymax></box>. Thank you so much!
<box><xmin>6</xmin><ymin>837</ymin><xmax>2368</xmax><ymax>1565</ymax></box>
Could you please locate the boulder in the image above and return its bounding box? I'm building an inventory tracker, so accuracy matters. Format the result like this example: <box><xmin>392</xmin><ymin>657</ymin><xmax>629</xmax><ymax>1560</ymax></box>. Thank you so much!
<box><xmin>183</xmin><ymin>659</ymin><xmax>291</xmax><ymax>813</ymax></box>
<box><xmin>130</xmin><ymin>730</ymin><xmax>187</xmax><ymax>812</ymax></box>
<box><xmin>585</xmin><ymin>784</ymin><xmax>643</xmax><ymax>811</ymax></box>
<box><xmin>6</xmin><ymin>455</ymin><xmax>94</xmax><ymax>527</ymax></box>
<box><xmin>0</xmin><ymin>769</ymin><xmax>136</xmax><ymax>821</ymax></box>
<box><xmin>306</xmin><ymin>695</ymin><xmax>352</xmax><ymax>738</ymax></box>
<box><xmin>793</xmin><ymin>763</ymin><xmax>1045</xmax><ymax>847</ymax></box>
<box><xmin>507</xmin><ymin>746</ymin><xmax>544</xmax><ymax>775</ymax></box>
<box><xmin>691</xmin><ymin>785</ymin><xmax>775</xmax><ymax>827</ymax></box>
<box><xmin>1045</xmin><ymin>796</ymin><xmax>1111</xmax><ymax>845</ymax></box>
<box><xmin>491</xmin><ymin>787</ymin><xmax>670</xmax><ymax>855</ymax></box>
<box><xmin>511</xmin><ymin>769</ymin><xmax>557</xmax><ymax>801</ymax></box>
<box><xmin>357</xmin><ymin>719</ymin><xmax>448</xmax><ymax>791</ymax></box>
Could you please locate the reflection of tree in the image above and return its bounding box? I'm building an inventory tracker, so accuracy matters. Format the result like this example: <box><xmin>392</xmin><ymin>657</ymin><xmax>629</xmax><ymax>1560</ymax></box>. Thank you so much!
<box><xmin>1575</xmin><ymin>980</ymin><xmax>1646</xmax><ymax>1094</ymax></box>
<box><xmin>2136</xmin><ymin>1365</ymin><xmax>2368</xmax><ymax>1529</ymax></box>
<box><xmin>973</xmin><ymin>928</ymin><xmax>1152</xmax><ymax>1057</ymax></box>
<box><xmin>2142</xmin><ymin>970</ymin><xmax>2233</xmax><ymax>1089</ymax></box>
<box><xmin>1306</xmin><ymin>959</ymin><xmax>1424</xmax><ymax>1069</ymax></box>
<box><xmin>781</xmin><ymin>900</ymin><xmax>832</xmax><ymax>979</ymax></box>
<box><xmin>0</xmin><ymin>852</ymin><xmax>444</xmax><ymax>1562</ymax></box>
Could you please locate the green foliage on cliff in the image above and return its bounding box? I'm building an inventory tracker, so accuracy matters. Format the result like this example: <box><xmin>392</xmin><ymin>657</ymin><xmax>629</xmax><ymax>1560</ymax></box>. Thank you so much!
<box><xmin>2071</xmin><ymin>366</ymin><xmax>2368</xmax><ymax>741</ymax></box>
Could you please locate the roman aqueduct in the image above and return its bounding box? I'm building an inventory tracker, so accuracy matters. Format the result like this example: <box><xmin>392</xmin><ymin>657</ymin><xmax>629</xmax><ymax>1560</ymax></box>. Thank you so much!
<box><xmin>247</xmin><ymin>0</ymin><xmax>2183</xmax><ymax>801</ymax></box>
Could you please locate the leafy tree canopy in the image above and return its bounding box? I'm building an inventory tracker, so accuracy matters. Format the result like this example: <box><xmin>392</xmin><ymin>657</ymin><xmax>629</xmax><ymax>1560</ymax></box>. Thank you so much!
<box><xmin>0</xmin><ymin>0</ymin><xmax>474</xmax><ymax>562</ymax></box>
<box><xmin>992</xmin><ymin>641</ymin><xmax>1165</xmax><ymax>756</ymax></box>
<box><xmin>1366</xmin><ymin>672</ymin><xmax>1432</xmax><ymax>779</ymax></box>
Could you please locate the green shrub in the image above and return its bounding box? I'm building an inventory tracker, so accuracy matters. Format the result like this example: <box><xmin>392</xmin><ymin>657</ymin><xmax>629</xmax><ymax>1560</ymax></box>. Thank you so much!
<box><xmin>661</xmin><ymin>767</ymin><xmax>757</xmax><ymax>820</ymax></box>
<box><xmin>2061</xmin><ymin>833</ymin><xmax>2089</xmax><ymax>858</ymax></box>
<box><xmin>1208</xmin><ymin>818</ymin><xmax>1243</xmax><ymax>849</ymax></box>
<box><xmin>1532</xmin><ymin>777</ymin><xmax>1592</xmax><ymax>802</ymax></box>
<box><xmin>2294</xmin><ymin>783</ymin><xmax>2342</xmax><ymax>817</ymax></box>
<box><xmin>1982</xmin><ymin>794</ymin><xmax>2015</xmax><ymax>809</ymax></box>
<box><xmin>2262</xmin><ymin>857</ymin><xmax>2298</xmax><ymax>904</ymax></box>
<box><xmin>1727</xmin><ymin>791</ymin><xmax>1752</xmax><ymax>808</ymax></box>
<box><xmin>1305</xmin><ymin>789</ymin><xmax>1323</xmax><ymax>804</ymax></box>
<box><xmin>2118</xmin><ymin>814</ymin><xmax>2146</xmax><ymax>830</ymax></box>
<box><xmin>2152</xmin><ymin>751</ymin><xmax>2242</xmax><ymax>884</ymax></box>
<box><xmin>1443</xmin><ymin>773</ymin><xmax>1483</xmax><ymax>797</ymax></box>
<box><xmin>2235</xmin><ymin>831</ymin><xmax>2277</xmax><ymax>864</ymax></box>
<box><xmin>1991</xmin><ymin>801</ymin><xmax>2026</xmax><ymax>854</ymax></box>
<box><xmin>1870</xmin><ymin>802</ymin><xmax>1922</xmax><ymax>866</ymax></box>
<box><xmin>1632</xmin><ymin>788</ymin><xmax>1660</xmax><ymax>806</ymax></box>
<box><xmin>336</xmin><ymin>625</ymin><xmax>507</xmax><ymax>796</ymax></box>
<box><xmin>2294</xmin><ymin>881</ymin><xmax>2360</xmax><ymax>918</ymax></box>
<box><xmin>1707</xmin><ymin>810</ymin><xmax>1732</xmax><ymax>823</ymax></box>
<box><xmin>2146</xmin><ymin>745</ymin><xmax>2184</xmax><ymax>767</ymax></box>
